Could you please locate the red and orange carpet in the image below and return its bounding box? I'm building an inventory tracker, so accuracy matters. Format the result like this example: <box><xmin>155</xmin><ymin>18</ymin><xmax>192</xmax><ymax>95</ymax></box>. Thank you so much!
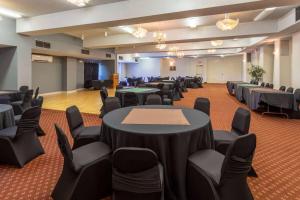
<box><xmin>0</xmin><ymin>84</ymin><xmax>299</xmax><ymax>200</ymax></box>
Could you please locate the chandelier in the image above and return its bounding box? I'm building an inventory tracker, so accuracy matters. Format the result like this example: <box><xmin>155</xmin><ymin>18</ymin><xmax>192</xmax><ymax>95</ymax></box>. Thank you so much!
<box><xmin>153</xmin><ymin>31</ymin><xmax>167</xmax><ymax>50</ymax></box>
<box><xmin>176</xmin><ymin>51</ymin><xmax>185</xmax><ymax>58</ymax></box>
<box><xmin>67</xmin><ymin>0</ymin><xmax>90</xmax><ymax>7</ymax></box>
<box><xmin>132</xmin><ymin>26</ymin><xmax>148</xmax><ymax>38</ymax></box>
<box><xmin>156</xmin><ymin>43</ymin><xmax>167</xmax><ymax>50</ymax></box>
<box><xmin>216</xmin><ymin>14</ymin><xmax>239</xmax><ymax>31</ymax></box>
<box><xmin>211</xmin><ymin>40</ymin><xmax>223</xmax><ymax>47</ymax></box>
<box><xmin>208</xmin><ymin>49</ymin><xmax>216</xmax><ymax>53</ymax></box>
<box><xmin>167</xmin><ymin>46</ymin><xmax>184</xmax><ymax>58</ymax></box>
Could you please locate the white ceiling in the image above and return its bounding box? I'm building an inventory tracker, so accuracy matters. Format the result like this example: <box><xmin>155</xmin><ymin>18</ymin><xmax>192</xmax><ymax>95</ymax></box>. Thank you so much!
<box><xmin>64</xmin><ymin>6</ymin><xmax>294</xmax><ymax>39</ymax></box>
<box><xmin>0</xmin><ymin>0</ymin><xmax>126</xmax><ymax>17</ymax></box>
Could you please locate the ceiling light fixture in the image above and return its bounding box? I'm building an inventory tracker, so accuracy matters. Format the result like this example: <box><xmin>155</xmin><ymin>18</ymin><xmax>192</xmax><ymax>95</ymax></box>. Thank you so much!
<box><xmin>67</xmin><ymin>0</ymin><xmax>90</xmax><ymax>7</ymax></box>
<box><xmin>104</xmin><ymin>31</ymin><xmax>108</xmax><ymax>37</ymax></box>
<box><xmin>211</xmin><ymin>40</ymin><xmax>224</xmax><ymax>47</ymax></box>
<box><xmin>156</xmin><ymin>43</ymin><xmax>167</xmax><ymax>50</ymax></box>
<box><xmin>132</xmin><ymin>26</ymin><xmax>148</xmax><ymax>38</ymax></box>
<box><xmin>153</xmin><ymin>31</ymin><xmax>167</xmax><ymax>50</ymax></box>
<box><xmin>176</xmin><ymin>51</ymin><xmax>185</xmax><ymax>58</ymax></box>
<box><xmin>216</xmin><ymin>14</ymin><xmax>239</xmax><ymax>31</ymax></box>
<box><xmin>0</xmin><ymin>7</ymin><xmax>22</xmax><ymax>18</ymax></box>
<box><xmin>186</xmin><ymin>17</ymin><xmax>199</xmax><ymax>29</ymax></box>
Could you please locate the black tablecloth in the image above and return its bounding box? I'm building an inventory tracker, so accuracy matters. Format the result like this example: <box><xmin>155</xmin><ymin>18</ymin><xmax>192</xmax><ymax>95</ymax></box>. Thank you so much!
<box><xmin>145</xmin><ymin>82</ymin><xmax>175</xmax><ymax>88</ymax></box>
<box><xmin>101</xmin><ymin>105</ymin><xmax>213</xmax><ymax>200</ymax></box>
<box><xmin>235</xmin><ymin>84</ymin><xmax>260</xmax><ymax>102</ymax></box>
<box><xmin>115</xmin><ymin>87</ymin><xmax>160</xmax><ymax>106</ymax></box>
<box><xmin>226</xmin><ymin>81</ymin><xmax>246</xmax><ymax>95</ymax></box>
<box><xmin>0</xmin><ymin>104</ymin><xmax>15</xmax><ymax>130</ymax></box>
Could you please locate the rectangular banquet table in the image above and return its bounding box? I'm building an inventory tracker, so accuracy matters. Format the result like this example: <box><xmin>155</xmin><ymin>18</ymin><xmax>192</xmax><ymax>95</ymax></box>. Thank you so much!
<box><xmin>235</xmin><ymin>83</ymin><xmax>260</xmax><ymax>102</ymax></box>
<box><xmin>245</xmin><ymin>88</ymin><xmax>295</xmax><ymax>110</ymax></box>
<box><xmin>226</xmin><ymin>81</ymin><xmax>247</xmax><ymax>95</ymax></box>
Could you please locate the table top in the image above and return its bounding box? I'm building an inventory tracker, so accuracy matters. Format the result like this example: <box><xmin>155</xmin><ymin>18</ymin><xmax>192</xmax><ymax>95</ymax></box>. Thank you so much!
<box><xmin>117</xmin><ymin>87</ymin><xmax>160</xmax><ymax>94</ymax></box>
<box><xmin>0</xmin><ymin>90</ymin><xmax>18</xmax><ymax>95</ymax></box>
<box><xmin>103</xmin><ymin>105</ymin><xmax>210</xmax><ymax>135</ymax></box>
<box><xmin>0</xmin><ymin>104</ymin><xmax>13</xmax><ymax>112</ymax></box>
<box><xmin>249</xmin><ymin>88</ymin><xmax>291</xmax><ymax>94</ymax></box>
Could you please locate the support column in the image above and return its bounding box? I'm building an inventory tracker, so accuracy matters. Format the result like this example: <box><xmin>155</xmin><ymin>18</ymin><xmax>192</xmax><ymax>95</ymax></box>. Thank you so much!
<box><xmin>291</xmin><ymin>31</ymin><xmax>300</xmax><ymax>88</ymax></box>
<box><xmin>273</xmin><ymin>40</ymin><xmax>281</xmax><ymax>89</ymax></box>
<box><xmin>62</xmin><ymin>57</ymin><xmax>79</xmax><ymax>92</ymax></box>
<box><xmin>242</xmin><ymin>53</ymin><xmax>248</xmax><ymax>82</ymax></box>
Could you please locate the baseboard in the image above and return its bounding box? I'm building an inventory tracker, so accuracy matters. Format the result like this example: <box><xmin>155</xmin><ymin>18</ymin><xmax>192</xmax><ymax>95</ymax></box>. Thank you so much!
<box><xmin>41</xmin><ymin>88</ymin><xmax>85</xmax><ymax>96</ymax></box>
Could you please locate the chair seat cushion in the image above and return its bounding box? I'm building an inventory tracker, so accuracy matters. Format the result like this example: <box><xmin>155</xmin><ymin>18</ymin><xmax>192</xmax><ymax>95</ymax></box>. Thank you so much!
<box><xmin>74</xmin><ymin>126</ymin><xmax>101</xmax><ymax>140</ymax></box>
<box><xmin>188</xmin><ymin>150</ymin><xmax>224</xmax><ymax>185</ymax></box>
<box><xmin>213</xmin><ymin>130</ymin><xmax>239</xmax><ymax>143</ymax></box>
<box><xmin>0</xmin><ymin>126</ymin><xmax>17</xmax><ymax>139</ymax></box>
<box><xmin>73</xmin><ymin>141</ymin><xmax>111</xmax><ymax>172</ymax></box>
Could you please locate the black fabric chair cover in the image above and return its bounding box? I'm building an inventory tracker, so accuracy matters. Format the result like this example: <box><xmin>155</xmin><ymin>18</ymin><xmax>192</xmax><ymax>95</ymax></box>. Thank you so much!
<box><xmin>187</xmin><ymin>134</ymin><xmax>256</xmax><ymax>200</ymax></box>
<box><xmin>269</xmin><ymin>84</ymin><xmax>274</xmax><ymax>89</ymax></box>
<box><xmin>145</xmin><ymin>94</ymin><xmax>162</xmax><ymax>105</ymax></box>
<box><xmin>286</xmin><ymin>87</ymin><xmax>294</xmax><ymax>93</ymax></box>
<box><xmin>194</xmin><ymin>97</ymin><xmax>210</xmax><ymax>116</ymax></box>
<box><xmin>123</xmin><ymin>92</ymin><xmax>139</xmax><ymax>107</ymax></box>
<box><xmin>294</xmin><ymin>89</ymin><xmax>300</xmax><ymax>111</ymax></box>
<box><xmin>103</xmin><ymin>97</ymin><xmax>121</xmax><ymax>116</ymax></box>
<box><xmin>260</xmin><ymin>82</ymin><xmax>265</xmax><ymax>87</ymax></box>
<box><xmin>279</xmin><ymin>86</ymin><xmax>286</xmax><ymax>92</ymax></box>
<box><xmin>66</xmin><ymin>106</ymin><xmax>100</xmax><ymax>149</ymax></box>
<box><xmin>0</xmin><ymin>106</ymin><xmax>44</xmax><ymax>167</ymax></box>
<box><xmin>52</xmin><ymin>125</ymin><xmax>112</xmax><ymax>200</ymax></box>
<box><xmin>265</xmin><ymin>83</ymin><xmax>270</xmax><ymax>88</ymax></box>
<box><xmin>231</xmin><ymin>107</ymin><xmax>251</xmax><ymax>135</ymax></box>
<box><xmin>112</xmin><ymin>147</ymin><xmax>163</xmax><ymax>200</ymax></box>
<box><xmin>11</xmin><ymin>89</ymin><xmax>33</xmax><ymax>115</ymax></box>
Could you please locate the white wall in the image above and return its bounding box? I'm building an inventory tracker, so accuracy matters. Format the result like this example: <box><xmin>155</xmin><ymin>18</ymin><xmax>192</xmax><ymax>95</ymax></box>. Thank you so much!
<box><xmin>126</xmin><ymin>58</ymin><xmax>161</xmax><ymax>79</ymax></box>
<box><xmin>291</xmin><ymin>31</ymin><xmax>300</xmax><ymax>89</ymax></box>
<box><xmin>160</xmin><ymin>58</ymin><xmax>201</xmax><ymax>78</ymax></box>
<box><xmin>206</xmin><ymin>55</ymin><xmax>243</xmax><ymax>83</ymax></box>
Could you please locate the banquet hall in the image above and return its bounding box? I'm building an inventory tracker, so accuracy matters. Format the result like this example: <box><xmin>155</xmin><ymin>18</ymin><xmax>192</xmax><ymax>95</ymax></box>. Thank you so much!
<box><xmin>0</xmin><ymin>0</ymin><xmax>300</xmax><ymax>200</ymax></box>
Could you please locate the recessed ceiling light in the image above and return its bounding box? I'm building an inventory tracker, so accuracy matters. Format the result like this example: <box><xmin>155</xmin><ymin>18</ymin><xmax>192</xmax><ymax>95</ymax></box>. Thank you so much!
<box><xmin>104</xmin><ymin>31</ymin><xmax>108</xmax><ymax>37</ymax></box>
<box><xmin>208</xmin><ymin>49</ymin><xmax>216</xmax><ymax>53</ymax></box>
<box><xmin>67</xmin><ymin>0</ymin><xmax>90</xmax><ymax>7</ymax></box>
<box><xmin>211</xmin><ymin>40</ymin><xmax>224</xmax><ymax>47</ymax></box>
<box><xmin>0</xmin><ymin>7</ymin><xmax>22</xmax><ymax>18</ymax></box>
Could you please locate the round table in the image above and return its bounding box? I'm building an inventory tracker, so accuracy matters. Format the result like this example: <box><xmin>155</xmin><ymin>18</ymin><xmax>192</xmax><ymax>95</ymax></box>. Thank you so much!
<box><xmin>101</xmin><ymin>105</ymin><xmax>213</xmax><ymax>200</ymax></box>
<box><xmin>0</xmin><ymin>104</ymin><xmax>15</xmax><ymax>130</ymax></box>
<box><xmin>116</xmin><ymin>87</ymin><xmax>160</xmax><ymax>106</ymax></box>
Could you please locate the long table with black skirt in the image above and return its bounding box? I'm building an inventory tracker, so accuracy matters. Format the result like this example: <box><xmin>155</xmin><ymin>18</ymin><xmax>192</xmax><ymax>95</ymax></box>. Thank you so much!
<box><xmin>226</xmin><ymin>81</ymin><xmax>247</xmax><ymax>95</ymax></box>
<box><xmin>245</xmin><ymin>88</ymin><xmax>295</xmax><ymax>110</ymax></box>
<box><xmin>234</xmin><ymin>83</ymin><xmax>261</xmax><ymax>102</ymax></box>
<box><xmin>101</xmin><ymin>105</ymin><xmax>213</xmax><ymax>200</ymax></box>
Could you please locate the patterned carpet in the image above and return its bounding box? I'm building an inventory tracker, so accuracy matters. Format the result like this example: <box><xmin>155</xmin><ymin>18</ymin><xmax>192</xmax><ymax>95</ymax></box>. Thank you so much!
<box><xmin>0</xmin><ymin>84</ymin><xmax>299</xmax><ymax>200</ymax></box>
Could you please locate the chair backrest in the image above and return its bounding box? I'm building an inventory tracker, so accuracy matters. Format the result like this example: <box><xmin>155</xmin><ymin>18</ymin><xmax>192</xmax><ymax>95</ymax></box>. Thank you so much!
<box><xmin>103</xmin><ymin>98</ymin><xmax>121</xmax><ymax>115</ymax></box>
<box><xmin>22</xmin><ymin>89</ymin><xmax>34</xmax><ymax>108</ymax></box>
<box><xmin>157</xmin><ymin>83</ymin><xmax>164</xmax><ymax>90</ymax></box>
<box><xmin>269</xmin><ymin>84</ymin><xmax>274</xmax><ymax>89</ymax></box>
<box><xmin>100</xmin><ymin>89</ymin><xmax>108</xmax><ymax>103</ymax></box>
<box><xmin>113</xmin><ymin>147</ymin><xmax>159</xmax><ymax>173</ymax></box>
<box><xmin>294</xmin><ymin>89</ymin><xmax>300</xmax><ymax>111</ymax></box>
<box><xmin>194</xmin><ymin>97</ymin><xmax>210</xmax><ymax>116</ymax></box>
<box><xmin>286</xmin><ymin>87</ymin><xmax>294</xmax><ymax>93</ymax></box>
<box><xmin>221</xmin><ymin>134</ymin><xmax>256</xmax><ymax>182</ymax></box>
<box><xmin>32</xmin><ymin>96</ymin><xmax>44</xmax><ymax>107</ymax></box>
<box><xmin>260</xmin><ymin>82</ymin><xmax>265</xmax><ymax>87</ymax></box>
<box><xmin>16</xmin><ymin>106</ymin><xmax>41</xmax><ymax>138</ymax></box>
<box><xmin>231</xmin><ymin>107</ymin><xmax>251</xmax><ymax>135</ymax></box>
<box><xmin>54</xmin><ymin>124</ymin><xmax>74</xmax><ymax>168</ymax></box>
<box><xmin>265</xmin><ymin>83</ymin><xmax>270</xmax><ymax>88</ymax></box>
<box><xmin>279</xmin><ymin>86</ymin><xmax>286</xmax><ymax>92</ymax></box>
<box><xmin>145</xmin><ymin>94</ymin><xmax>162</xmax><ymax>105</ymax></box>
<box><xmin>34</xmin><ymin>87</ymin><xmax>40</xmax><ymax>99</ymax></box>
<box><xmin>66</xmin><ymin>106</ymin><xmax>84</xmax><ymax>136</ymax></box>
<box><xmin>123</xmin><ymin>92</ymin><xmax>139</xmax><ymax>107</ymax></box>
<box><xmin>19</xmin><ymin>85</ymin><xmax>29</xmax><ymax>92</ymax></box>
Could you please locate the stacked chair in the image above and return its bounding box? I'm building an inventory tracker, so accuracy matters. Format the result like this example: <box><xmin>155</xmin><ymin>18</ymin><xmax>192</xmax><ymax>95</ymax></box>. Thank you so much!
<box><xmin>187</xmin><ymin>134</ymin><xmax>256</xmax><ymax>200</ymax></box>
<box><xmin>52</xmin><ymin>125</ymin><xmax>112</xmax><ymax>200</ymax></box>
<box><xmin>112</xmin><ymin>147</ymin><xmax>164</xmax><ymax>200</ymax></box>
<box><xmin>0</xmin><ymin>106</ymin><xmax>45</xmax><ymax>167</ymax></box>
<box><xmin>66</xmin><ymin>106</ymin><xmax>101</xmax><ymax>149</ymax></box>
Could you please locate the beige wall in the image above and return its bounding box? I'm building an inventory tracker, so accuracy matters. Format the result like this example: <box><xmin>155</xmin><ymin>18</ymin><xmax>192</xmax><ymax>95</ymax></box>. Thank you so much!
<box><xmin>291</xmin><ymin>31</ymin><xmax>300</xmax><ymax>88</ymax></box>
<box><xmin>262</xmin><ymin>45</ymin><xmax>274</xmax><ymax>83</ymax></box>
<box><xmin>206</xmin><ymin>55</ymin><xmax>243</xmax><ymax>83</ymax></box>
<box><xmin>160</xmin><ymin>58</ymin><xmax>198</xmax><ymax>78</ymax></box>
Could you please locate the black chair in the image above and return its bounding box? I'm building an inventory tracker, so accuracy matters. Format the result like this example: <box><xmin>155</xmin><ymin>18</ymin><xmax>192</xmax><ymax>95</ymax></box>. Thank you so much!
<box><xmin>286</xmin><ymin>87</ymin><xmax>294</xmax><ymax>93</ymax></box>
<box><xmin>123</xmin><ymin>92</ymin><xmax>139</xmax><ymax>107</ymax></box>
<box><xmin>194</xmin><ymin>97</ymin><xmax>210</xmax><ymax>116</ymax></box>
<box><xmin>187</xmin><ymin>134</ymin><xmax>256</xmax><ymax>200</ymax></box>
<box><xmin>265</xmin><ymin>83</ymin><xmax>270</xmax><ymax>88</ymax></box>
<box><xmin>269</xmin><ymin>84</ymin><xmax>274</xmax><ymax>89</ymax></box>
<box><xmin>66</xmin><ymin>106</ymin><xmax>101</xmax><ymax>149</ymax></box>
<box><xmin>145</xmin><ymin>94</ymin><xmax>162</xmax><ymax>105</ymax></box>
<box><xmin>33</xmin><ymin>87</ymin><xmax>39</xmax><ymax>100</ymax></box>
<box><xmin>102</xmin><ymin>97</ymin><xmax>121</xmax><ymax>116</ymax></box>
<box><xmin>19</xmin><ymin>85</ymin><xmax>29</xmax><ymax>100</ymax></box>
<box><xmin>99</xmin><ymin>87</ymin><xmax>119</xmax><ymax>117</ymax></box>
<box><xmin>52</xmin><ymin>125</ymin><xmax>112</xmax><ymax>200</ymax></box>
<box><xmin>260</xmin><ymin>82</ymin><xmax>265</xmax><ymax>87</ymax></box>
<box><xmin>294</xmin><ymin>89</ymin><xmax>300</xmax><ymax>111</ymax></box>
<box><xmin>112</xmin><ymin>147</ymin><xmax>164</xmax><ymax>200</ymax></box>
<box><xmin>11</xmin><ymin>89</ymin><xmax>34</xmax><ymax>115</ymax></box>
<box><xmin>0</xmin><ymin>106</ymin><xmax>45</xmax><ymax>167</ymax></box>
<box><xmin>279</xmin><ymin>86</ymin><xmax>286</xmax><ymax>92</ymax></box>
<box><xmin>214</xmin><ymin>107</ymin><xmax>251</xmax><ymax>155</ymax></box>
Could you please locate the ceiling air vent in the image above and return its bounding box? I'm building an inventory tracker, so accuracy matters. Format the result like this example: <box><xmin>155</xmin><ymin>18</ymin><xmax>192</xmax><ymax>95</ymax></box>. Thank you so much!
<box><xmin>35</xmin><ymin>40</ymin><xmax>51</xmax><ymax>49</ymax></box>
<box><xmin>296</xmin><ymin>7</ymin><xmax>300</xmax><ymax>22</ymax></box>
<box><xmin>106</xmin><ymin>53</ymin><xmax>112</xmax><ymax>58</ymax></box>
<box><xmin>81</xmin><ymin>49</ymin><xmax>90</xmax><ymax>55</ymax></box>
<box><xmin>119</xmin><ymin>56</ymin><xmax>123</xmax><ymax>60</ymax></box>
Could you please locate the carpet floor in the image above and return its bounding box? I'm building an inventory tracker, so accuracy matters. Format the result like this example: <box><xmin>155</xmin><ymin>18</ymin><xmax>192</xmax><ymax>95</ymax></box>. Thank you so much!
<box><xmin>0</xmin><ymin>84</ymin><xmax>299</xmax><ymax>200</ymax></box>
